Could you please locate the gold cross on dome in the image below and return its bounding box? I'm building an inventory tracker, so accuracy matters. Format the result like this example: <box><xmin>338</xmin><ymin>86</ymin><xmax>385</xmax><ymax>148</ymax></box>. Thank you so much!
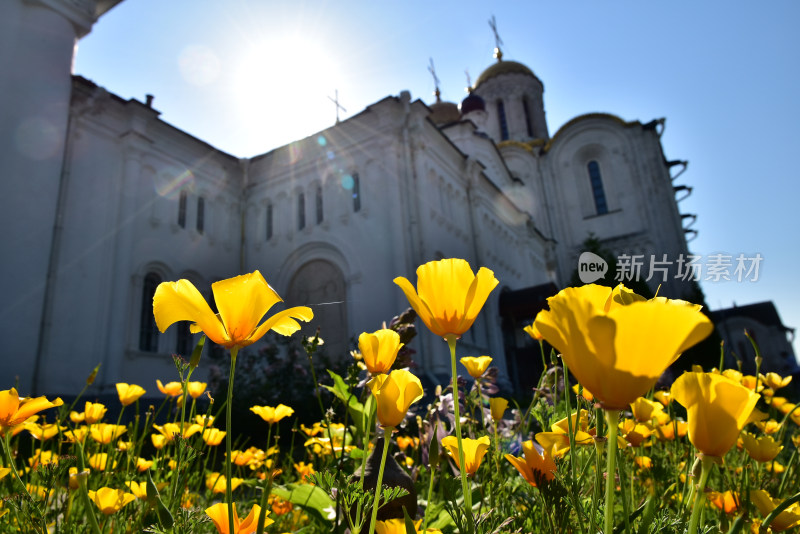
<box><xmin>328</xmin><ymin>89</ymin><xmax>347</xmax><ymax>124</ymax></box>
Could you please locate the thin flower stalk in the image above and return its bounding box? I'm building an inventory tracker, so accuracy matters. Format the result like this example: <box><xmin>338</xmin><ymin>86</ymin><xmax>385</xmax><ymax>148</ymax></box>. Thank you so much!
<box><xmin>447</xmin><ymin>334</ymin><xmax>474</xmax><ymax>534</ymax></box>
<box><xmin>604</xmin><ymin>410</ymin><xmax>620</xmax><ymax>534</ymax></box>
<box><xmin>367</xmin><ymin>427</ymin><xmax>393</xmax><ymax>534</ymax></box>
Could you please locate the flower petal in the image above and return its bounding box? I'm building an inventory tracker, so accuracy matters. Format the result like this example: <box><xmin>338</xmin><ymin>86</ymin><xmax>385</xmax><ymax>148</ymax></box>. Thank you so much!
<box><xmin>153</xmin><ymin>279</ymin><xmax>227</xmax><ymax>345</ymax></box>
<box><xmin>212</xmin><ymin>271</ymin><xmax>282</xmax><ymax>344</ymax></box>
<box><xmin>250</xmin><ymin>306</ymin><xmax>314</xmax><ymax>341</ymax></box>
<box><xmin>393</xmin><ymin>276</ymin><xmax>442</xmax><ymax>336</ymax></box>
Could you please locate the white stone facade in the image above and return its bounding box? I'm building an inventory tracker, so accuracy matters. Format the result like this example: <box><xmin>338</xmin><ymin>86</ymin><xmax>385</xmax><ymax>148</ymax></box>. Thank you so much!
<box><xmin>1</xmin><ymin>0</ymin><xmax>697</xmax><ymax>396</ymax></box>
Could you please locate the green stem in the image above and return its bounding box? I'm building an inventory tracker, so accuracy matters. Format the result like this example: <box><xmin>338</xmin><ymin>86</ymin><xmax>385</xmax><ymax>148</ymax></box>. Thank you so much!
<box><xmin>687</xmin><ymin>455</ymin><xmax>714</xmax><ymax>534</ymax></box>
<box><xmin>256</xmin><ymin>423</ymin><xmax>275</xmax><ymax>534</ymax></box>
<box><xmin>225</xmin><ymin>347</ymin><xmax>239</xmax><ymax>534</ymax></box>
<box><xmin>367</xmin><ymin>428</ymin><xmax>393</xmax><ymax>534</ymax></box>
<box><xmin>604</xmin><ymin>410</ymin><xmax>620</xmax><ymax>534</ymax></box>
<box><xmin>2</xmin><ymin>432</ymin><xmax>47</xmax><ymax>533</ymax></box>
<box><xmin>447</xmin><ymin>334</ymin><xmax>474</xmax><ymax>534</ymax></box>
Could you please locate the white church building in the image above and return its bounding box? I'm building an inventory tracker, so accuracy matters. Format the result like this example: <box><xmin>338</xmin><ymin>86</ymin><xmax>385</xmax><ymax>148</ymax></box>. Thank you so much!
<box><xmin>1</xmin><ymin>0</ymin><xmax>699</xmax><ymax>397</ymax></box>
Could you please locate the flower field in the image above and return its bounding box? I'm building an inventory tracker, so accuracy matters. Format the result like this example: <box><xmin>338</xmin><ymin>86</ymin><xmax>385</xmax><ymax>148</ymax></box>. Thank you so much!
<box><xmin>1</xmin><ymin>259</ymin><xmax>799</xmax><ymax>533</ymax></box>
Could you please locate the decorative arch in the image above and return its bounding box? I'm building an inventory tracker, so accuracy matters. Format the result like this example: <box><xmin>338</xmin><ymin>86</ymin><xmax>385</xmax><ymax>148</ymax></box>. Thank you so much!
<box><xmin>285</xmin><ymin>259</ymin><xmax>349</xmax><ymax>359</ymax></box>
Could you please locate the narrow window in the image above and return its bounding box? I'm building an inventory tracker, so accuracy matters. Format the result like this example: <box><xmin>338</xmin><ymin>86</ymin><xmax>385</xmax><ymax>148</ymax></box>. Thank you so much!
<box><xmin>316</xmin><ymin>185</ymin><xmax>323</xmax><ymax>224</ymax></box>
<box><xmin>297</xmin><ymin>192</ymin><xmax>305</xmax><ymax>230</ymax></box>
<box><xmin>178</xmin><ymin>191</ymin><xmax>187</xmax><ymax>228</ymax></box>
<box><xmin>522</xmin><ymin>98</ymin><xmax>534</xmax><ymax>137</ymax></box>
<box><xmin>176</xmin><ymin>323</ymin><xmax>191</xmax><ymax>356</ymax></box>
<box><xmin>352</xmin><ymin>173</ymin><xmax>361</xmax><ymax>212</ymax></box>
<box><xmin>139</xmin><ymin>272</ymin><xmax>161</xmax><ymax>352</ymax></box>
<box><xmin>497</xmin><ymin>100</ymin><xmax>509</xmax><ymax>141</ymax></box>
<box><xmin>196</xmin><ymin>196</ymin><xmax>205</xmax><ymax>234</ymax></box>
<box><xmin>587</xmin><ymin>160</ymin><xmax>609</xmax><ymax>215</ymax></box>
<box><xmin>266</xmin><ymin>203</ymin><xmax>273</xmax><ymax>240</ymax></box>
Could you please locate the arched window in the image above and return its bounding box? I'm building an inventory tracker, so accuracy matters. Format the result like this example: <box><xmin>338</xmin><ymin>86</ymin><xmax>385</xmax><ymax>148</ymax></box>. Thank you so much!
<box><xmin>587</xmin><ymin>161</ymin><xmax>609</xmax><ymax>215</ymax></box>
<box><xmin>297</xmin><ymin>192</ymin><xmax>305</xmax><ymax>230</ymax></box>
<box><xmin>266</xmin><ymin>203</ymin><xmax>273</xmax><ymax>240</ymax></box>
<box><xmin>352</xmin><ymin>173</ymin><xmax>361</xmax><ymax>212</ymax></box>
<box><xmin>497</xmin><ymin>100</ymin><xmax>509</xmax><ymax>141</ymax></box>
<box><xmin>178</xmin><ymin>191</ymin><xmax>187</xmax><ymax>228</ymax></box>
<box><xmin>139</xmin><ymin>272</ymin><xmax>161</xmax><ymax>352</ymax></box>
<box><xmin>316</xmin><ymin>185</ymin><xmax>324</xmax><ymax>224</ymax></box>
<box><xmin>522</xmin><ymin>98</ymin><xmax>534</xmax><ymax>137</ymax></box>
<box><xmin>196</xmin><ymin>196</ymin><xmax>205</xmax><ymax>234</ymax></box>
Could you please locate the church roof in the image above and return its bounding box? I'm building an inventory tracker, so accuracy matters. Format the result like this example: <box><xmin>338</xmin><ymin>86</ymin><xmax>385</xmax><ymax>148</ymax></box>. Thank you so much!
<box><xmin>711</xmin><ymin>301</ymin><xmax>794</xmax><ymax>333</ymax></box>
<box><xmin>474</xmin><ymin>59</ymin><xmax>539</xmax><ymax>88</ymax></box>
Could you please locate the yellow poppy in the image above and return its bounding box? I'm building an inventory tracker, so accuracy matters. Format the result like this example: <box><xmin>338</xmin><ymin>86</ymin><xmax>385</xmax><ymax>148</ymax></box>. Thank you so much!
<box><xmin>135</xmin><ymin>457</ymin><xmax>153</xmax><ymax>472</ymax></box>
<box><xmin>24</xmin><ymin>422</ymin><xmax>63</xmax><ymax>441</ymax></box>
<box><xmin>368</xmin><ymin>369</ymin><xmax>424</xmax><ymax>428</ymax></box>
<box><xmin>358</xmin><ymin>329</ymin><xmax>403</xmax><ymax>374</ymax></box>
<box><xmin>741</xmin><ymin>432</ymin><xmax>783</xmax><ymax>462</ymax></box>
<box><xmin>124</xmin><ymin>480</ymin><xmax>148</xmax><ymax>499</ymax></box>
<box><xmin>653</xmin><ymin>390</ymin><xmax>672</xmax><ymax>406</ymax></box>
<box><xmin>523</xmin><ymin>322</ymin><xmax>544</xmax><ymax>341</ymax></box>
<box><xmin>535</xmin><ymin>410</ymin><xmax>595</xmax><ymax>458</ymax></box>
<box><xmin>250</xmin><ymin>404</ymin><xmax>295</xmax><ymax>424</ymax></box>
<box><xmin>87</xmin><ymin>488</ymin><xmax>136</xmax><ymax>514</ymax></box>
<box><xmin>534</xmin><ymin>284</ymin><xmax>713</xmax><ymax>410</ymax></box>
<box><xmin>205</xmin><ymin>502</ymin><xmax>269</xmax><ymax>534</ymax></box>
<box><xmin>489</xmin><ymin>397</ymin><xmax>508</xmax><ymax>422</ymax></box>
<box><xmin>88</xmin><ymin>453</ymin><xmax>117</xmax><ymax>471</ymax></box>
<box><xmin>0</xmin><ymin>389</ymin><xmax>63</xmax><ymax>436</ymax></box>
<box><xmin>763</xmin><ymin>372</ymin><xmax>792</xmax><ymax>391</ymax></box>
<box><xmin>202</xmin><ymin>427</ymin><xmax>226</xmax><ymax>446</ymax></box>
<box><xmin>115</xmin><ymin>383</ymin><xmax>146</xmax><ymax>406</ymax></box>
<box><xmin>619</xmin><ymin>418</ymin><xmax>652</xmax><ymax>447</ymax></box>
<box><xmin>153</xmin><ymin>270</ymin><xmax>313</xmax><ymax>350</ymax></box>
<box><xmin>751</xmin><ymin>489</ymin><xmax>800</xmax><ymax>531</ymax></box>
<box><xmin>654</xmin><ymin>420</ymin><xmax>688</xmax><ymax>441</ymax></box>
<box><xmin>671</xmin><ymin>371</ymin><xmax>760</xmax><ymax>459</ymax></box>
<box><xmin>460</xmin><ymin>356</ymin><xmax>493</xmax><ymax>379</ymax></box>
<box><xmin>152</xmin><ymin>422</ymin><xmax>203</xmax><ymax>440</ymax></box>
<box><xmin>708</xmin><ymin>491</ymin><xmax>740</xmax><ymax>514</ymax></box>
<box><xmin>394</xmin><ymin>258</ymin><xmax>498</xmax><ymax>339</ymax></box>
<box><xmin>441</xmin><ymin>435</ymin><xmax>490</xmax><ymax>475</ymax></box>
<box><xmin>186</xmin><ymin>381</ymin><xmax>207</xmax><ymax>399</ymax></box>
<box><xmin>505</xmin><ymin>440</ymin><xmax>556</xmax><ymax>486</ymax></box>
<box><xmin>375</xmin><ymin>518</ymin><xmax>442</xmax><ymax>533</ymax></box>
<box><xmin>754</xmin><ymin>419</ymin><xmax>781</xmax><ymax>435</ymax></box>
<box><xmin>156</xmin><ymin>380</ymin><xmax>183</xmax><ymax>397</ymax></box>
<box><xmin>89</xmin><ymin>423</ymin><xmax>127</xmax><ymax>444</ymax></box>
<box><xmin>205</xmin><ymin>473</ymin><xmax>244</xmax><ymax>494</ymax></box>
<box><xmin>396</xmin><ymin>435</ymin><xmax>419</xmax><ymax>451</ymax></box>
<box><xmin>630</xmin><ymin>397</ymin><xmax>670</xmax><ymax>425</ymax></box>
<box><xmin>68</xmin><ymin>467</ymin><xmax>89</xmax><ymax>490</ymax></box>
<box><xmin>634</xmin><ymin>456</ymin><xmax>652</xmax><ymax>470</ymax></box>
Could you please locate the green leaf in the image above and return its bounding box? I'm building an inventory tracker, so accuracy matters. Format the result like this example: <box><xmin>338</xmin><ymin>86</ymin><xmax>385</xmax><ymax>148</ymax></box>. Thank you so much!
<box><xmin>272</xmin><ymin>484</ymin><xmax>335</xmax><ymax>525</ymax></box>
<box><xmin>189</xmin><ymin>335</ymin><xmax>206</xmax><ymax>368</ymax></box>
<box><xmin>146</xmin><ymin>470</ymin><xmax>174</xmax><ymax>529</ymax></box>
<box><xmin>324</xmin><ymin>370</ymin><xmax>368</xmax><ymax>436</ymax></box>
<box><xmin>403</xmin><ymin>506</ymin><xmax>417</xmax><ymax>534</ymax></box>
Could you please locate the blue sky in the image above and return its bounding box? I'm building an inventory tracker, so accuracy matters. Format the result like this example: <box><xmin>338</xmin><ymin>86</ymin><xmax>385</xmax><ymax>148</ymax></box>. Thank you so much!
<box><xmin>74</xmin><ymin>1</ymin><xmax>800</xmax><ymax>357</ymax></box>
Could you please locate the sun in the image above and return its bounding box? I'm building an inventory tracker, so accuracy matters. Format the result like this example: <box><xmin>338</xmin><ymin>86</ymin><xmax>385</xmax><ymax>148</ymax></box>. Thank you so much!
<box><xmin>232</xmin><ymin>34</ymin><xmax>343</xmax><ymax>152</ymax></box>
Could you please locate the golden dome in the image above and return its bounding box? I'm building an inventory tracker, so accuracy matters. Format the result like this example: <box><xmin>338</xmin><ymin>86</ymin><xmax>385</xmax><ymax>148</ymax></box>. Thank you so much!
<box><xmin>474</xmin><ymin>60</ymin><xmax>537</xmax><ymax>88</ymax></box>
<box><xmin>429</xmin><ymin>100</ymin><xmax>461</xmax><ymax>125</ymax></box>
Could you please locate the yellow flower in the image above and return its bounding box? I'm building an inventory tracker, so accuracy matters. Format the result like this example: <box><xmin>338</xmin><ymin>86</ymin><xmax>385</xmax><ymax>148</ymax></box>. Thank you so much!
<box><xmin>205</xmin><ymin>502</ymin><xmax>268</xmax><ymax>534</ymax></box>
<box><xmin>375</xmin><ymin>518</ymin><xmax>442</xmax><ymax>533</ymax></box>
<box><xmin>206</xmin><ymin>473</ymin><xmax>244</xmax><ymax>494</ymax></box>
<box><xmin>124</xmin><ymin>480</ymin><xmax>148</xmax><ymax>499</ymax></box>
<box><xmin>534</xmin><ymin>284</ymin><xmax>713</xmax><ymax>410</ymax></box>
<box><xmin>523</xmin><ymin>322</ymin><xmax>544</xmax><ymax>341</ymax></box>
<box><xmin>396</xmin><ymin>435</ymin><xmax>419</xmax><ymax>451</ymax></box>
<box><xmin>708</xmin><ymin>491</ymin><xmax>740</xmax><ymax>514</ymax></box>
<box><xmin>89</xmin><ymin>423</ymin><xmax>127</xmax><ymax>445</ymax></box>
<box><xmin>489</xmin><ymin>397</ymin><xmax>508</xmax><ymax>422</ymax></box>
<box><xmin>654</xmin><ymin>420</ymin><xmax>688</xmax><ymax>441</ymax></box>
<box><xmin>24</xmin><ymin>422</ymin><xmax>63</xmax><ymax>441</ymax></box>
<box><xmin>87</xmin><ymin>487</ymin><xmax>136</xmax><ymax>514</ymax></box>
<box><xmin>156</xmin><ymin>380</ymin><xmax>183</xmax><ymax>397</ymax></box>
<box><xmin>73</xmin><ymin>401</ymin><xmax>107</xmax><ymax>423</ymax></box>
<box><xmin>368</xmin><ymin>369</ymin><xmax>424</xmax><ymax>428</ymax></box>
<box><xmin>68</xmin><ymin>467</ymin><xmax>89</xmax><ymax>490</ymax></box>
<box><xmin>741</xmin><ymin>432</ymin><xmax>783</xmax><ymax>462</ymax></box>
<box><xmin>630</xmin><ymin>397</ymin><xmax>670</xmax><ymax>425</ymax></box>
<box><xmin>152</xmin><ymin>422</ymin><xmax>203</xmax><ymax>440</ymax></box>
<box><xmin>619</xmin><ymin>418</ymin><xmax>652</xmax><ymax>447</ymax></box>
<box><xmin>358</xmin><ymin>329</ymin><xmax>403</xmax><ymax>374</ymax></box>
<box><xmin>671</xmin><ymin>371</ymin><xmax>760</xmax><ymax>459</ymax></box>
<box><xmin>740</xmin><ymin>375</ymin><xmax>764</xmax><ymax>392</ymax></box>
<box><xmin>653</xmin><ymin>390</ymin><xmax>672</xmax><ymax>406</ymax></box>
<box><xmin>0</xmin><ymin>389</ymin><xmax>63</xmax><ymax>436</ymax></box>
<box><xmin>202</xmin><ymin>427</ymin><xmax>226</xmax><ymax>446</ymax></box>
<box><xmin>535</xmin><ymin>410</ymin><xmax>595</xmax><ymax>458</ymax></box>
<box><xmin>28</xmin><ymin>449</ymin><xmax>58</xmax><ymax>469</ymax></box>
<box><xmin>115</xmin><ymin>383</ymin><xmax>146</xmax><ymax>406</ymax></box>
<box><xmin>573</xmin><ymin>384</ymin><xmax>594</xmax><ymax>402</ymax></box>
<box><xmin>763</xmin><ymin>372</ymin><xmax>792</xmax><ymax>391</ymax></box>
<box><xmin>196</xmin><ymin>414</ymin><xmax>215</xmax><ymax>426</ymax></box>
<box><xmin>505</xmin><ymin>440</ymin><xmax>556</xmax><ymax>486</ymax></box>
<box><xmin>250</xmin><ymin>404</ymin><xmax>295</xmax><ymax>424</ymax></box>
<box><xmin>634</xmin><ymin>456</ymin><xmax>653</xmax><ymax>470</ymax></box>
<box><xmin>0</xmin><ymin>467</ymin><xmax>11</xmax><ymax>481</ymax></box>
<box><xmin>187</xmin><ymin>381</ymin><xmax>207</xmax><ymax>399</ymax></box>
<box><xmin>394</xmin><ymin>258</ymin><xmax>498</xmax><ymax>339</ymax></box>
<box><xmin>460</xmin><ymin>356</ymin><xmax>492</xmax><ymax>379</ymax></box>
<box><xmin>63</xmin><ymin>426</ymin><xmax>89</xmax><ymax>443</ymax></box>
<box><xmin>88</xmin><ymin>453</ymin><xmax>117</xmax><ymax>471</ymax></box>
<box><xmin>754</xmin><ymin>419</ymin><xmax>781</xmax><ymax>435</ymax></box>
<box><xmin>751</xmin><ymin>489</ymin><xmax>800</xmax><ymax>531</ymax></box>
<box><xmin>136</xmin><ymin>458</ymin><xmax>153</xmax><ymax>472</ymax></box>
<box><xmin>153</xmin><ymin>270</ymin><xmax>313</xmax><ymax>350</ymax></box>
<box><xmin>441</xmin><ymin>435</ymin><xmax>490</xmax><ymax>475</ymax></box>
<box><xmin>294</xmin><ymin>461</ymin><xmax>315</xmax><ymax>482</ymax></box>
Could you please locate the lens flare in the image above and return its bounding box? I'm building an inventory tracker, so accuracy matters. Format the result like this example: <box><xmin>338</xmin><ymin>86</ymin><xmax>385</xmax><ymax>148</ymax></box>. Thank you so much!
<box><xmin>154</xmin><ymin>167</ymin><xmax>195</xmax><ymax>199</ymax></box>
